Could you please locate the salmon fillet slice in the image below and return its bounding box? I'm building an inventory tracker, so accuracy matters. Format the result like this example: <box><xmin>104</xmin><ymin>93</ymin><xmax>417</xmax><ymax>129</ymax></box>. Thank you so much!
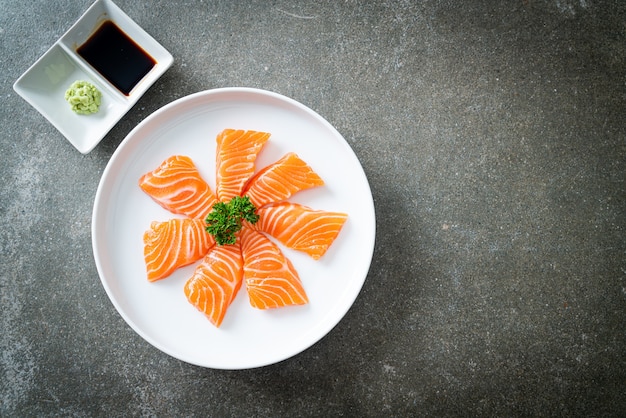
<box><xmin>139</xmin><ymin>155</ymin><xmax>218</xmax><ymax>220</ymax></box>
<box><xmin>143</xmin><ymin>218</ymin><xmax>215</xmax><ymax>281</ymax></box>
<box><xmin>243</xmin><ymin>152</ymin><xmax>324</xmax><ymax>208</ymax></box>
<box><xmin>184</xmin><ymin>243</ymin><xmax>243</xmax><ymax>327</ymax></box>
<box><xmin>215</xmin><ymin>129</ymin><xmax>270</xmax><ymax>202</ymax></box>
<box><xmin>240</xmin><ymin>226</ymin><xmax>308</xmax><ymax>309</ymax></box>
<box><xmin>253</xmin><ymin>202</ymin><xmax>347</xmax><ymax>260</ymax></box>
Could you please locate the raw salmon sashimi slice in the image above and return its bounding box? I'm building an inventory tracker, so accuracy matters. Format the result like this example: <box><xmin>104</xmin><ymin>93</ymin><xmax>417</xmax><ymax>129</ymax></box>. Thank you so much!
<box><xmin>139</xmin><ymin>155</ymin><xmax>218</xmax><ymax>220</ymax></box>
<box><xmin>215</xmin><ymin>129</ymin><xmax>270</xmax><ymax>202</ymax></box>
<box><xmin>184</xmin><ymin>243</ymin><xmax>243</xmax><ymax>328</ymax></box>
<box><xmin>253</xmin><ymin>202</ymin><xmax>348</xmax><ymax>260</ymax></box>
<box><xmin>143</xmin><ymin>218</ymin><xmax>215</xmax><ymax>282</ymax></box>
<box><xmin>239</xmin><ymin>226</ymin><xmax>308</xmax><ymax>309</ymax></box>
<box><xmin>243</xmin><ymin>152</ymin><xmax>325</xmax><ymax>208</ymax></box>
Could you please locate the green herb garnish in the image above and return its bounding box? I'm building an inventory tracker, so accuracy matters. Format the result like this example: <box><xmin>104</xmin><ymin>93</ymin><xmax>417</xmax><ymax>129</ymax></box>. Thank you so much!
<box><xmin>205</xmin><ymin>196</ymin><xmax>259</xmax><ymax>245</ymax></box>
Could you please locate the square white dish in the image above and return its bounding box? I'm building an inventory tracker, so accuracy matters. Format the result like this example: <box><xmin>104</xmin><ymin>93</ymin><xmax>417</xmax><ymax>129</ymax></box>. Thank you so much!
<box><xmin>13</xmin><ymin>0</ymin><xmax>174</xmax><ymax>154</ymax></box>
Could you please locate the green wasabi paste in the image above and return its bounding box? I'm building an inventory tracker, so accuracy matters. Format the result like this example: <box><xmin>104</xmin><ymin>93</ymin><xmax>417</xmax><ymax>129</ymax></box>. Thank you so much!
<box><xmin>65</xmin><ymin>80</ymin><xmax>102</xmax><ymax>115</ymax></box>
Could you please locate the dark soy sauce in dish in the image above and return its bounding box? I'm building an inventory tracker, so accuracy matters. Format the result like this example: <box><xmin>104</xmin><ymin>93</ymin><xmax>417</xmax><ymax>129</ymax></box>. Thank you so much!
<box><xmin>77</xmin><ymin>20</ymin><xmax>156</xmax><ymax>96</ymax></box>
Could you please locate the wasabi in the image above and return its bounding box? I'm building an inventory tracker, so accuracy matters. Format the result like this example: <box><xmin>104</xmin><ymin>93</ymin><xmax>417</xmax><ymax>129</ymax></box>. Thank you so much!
<box><xmin>64</xmin><ymin>80</ymin><xmax>102</xmax><ymax>115</ymax></box>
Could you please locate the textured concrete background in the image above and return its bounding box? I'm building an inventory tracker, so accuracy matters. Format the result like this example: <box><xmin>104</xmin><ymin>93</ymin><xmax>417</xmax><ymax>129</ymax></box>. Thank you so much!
<box><xmin>1</xmin><ymin>0</ymin><xmax>625</xmax><ymax>416</ymax></box>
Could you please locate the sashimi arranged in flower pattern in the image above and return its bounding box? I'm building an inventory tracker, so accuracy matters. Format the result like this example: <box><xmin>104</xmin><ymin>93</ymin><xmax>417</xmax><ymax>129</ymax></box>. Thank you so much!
<box><xmin>139</xmin><ymin>128</ymin><xmax>347</xmax><ymax>328</ymax></box>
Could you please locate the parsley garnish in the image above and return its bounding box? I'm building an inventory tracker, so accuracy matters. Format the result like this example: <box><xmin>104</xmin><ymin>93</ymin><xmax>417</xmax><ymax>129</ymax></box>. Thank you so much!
<box><xmin>205</xmin><ymin>196</ymin><xmax>259</xmax><ymax>245</ymax></box>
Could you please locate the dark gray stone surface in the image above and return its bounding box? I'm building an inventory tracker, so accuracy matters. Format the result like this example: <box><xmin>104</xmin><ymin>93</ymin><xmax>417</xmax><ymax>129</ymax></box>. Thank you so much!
<box><xmin>1</xmin><ymin>0</ymin><xmax>624</xmax><ymax>416</ymax></box>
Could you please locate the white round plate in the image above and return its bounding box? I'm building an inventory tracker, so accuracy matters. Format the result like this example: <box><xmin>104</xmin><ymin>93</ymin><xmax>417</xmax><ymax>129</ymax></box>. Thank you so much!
<box><xmin>92</xmin><ymin>87</ymin><xmax>376</xmax><ymax>369</ymax></box>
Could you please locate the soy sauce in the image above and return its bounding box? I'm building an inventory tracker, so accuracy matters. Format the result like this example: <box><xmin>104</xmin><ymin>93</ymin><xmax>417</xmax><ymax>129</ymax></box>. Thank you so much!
<box><xmin>77</xmin><ymin>20</ymin><xmax>156</xmax><ymax>96</ymax></box>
